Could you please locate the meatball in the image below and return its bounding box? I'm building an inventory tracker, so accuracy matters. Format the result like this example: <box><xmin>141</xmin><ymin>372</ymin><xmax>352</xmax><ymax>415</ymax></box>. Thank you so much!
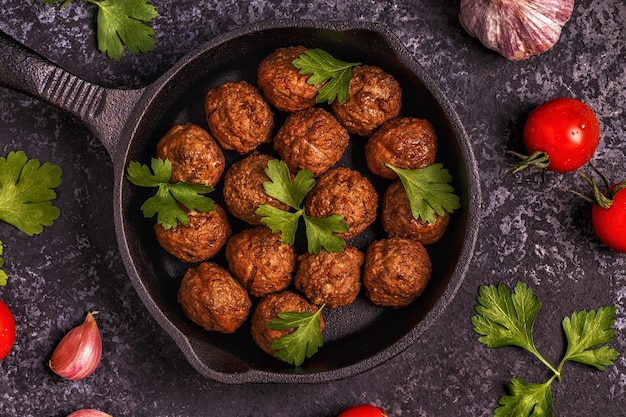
<box><xmin>204</xmin><ymin>81</ymin><xmax>274</xmax><ymax>154</ymax></box>
<box><xmin>294</xmin><ymin>246</ymin><xmax>364</xmax><ymax>308</ymax></box>
<box><xmin>305</xmin><ymin>167</ymin><xmax>378</xmax><ymax>239</ymax></box>
<box><xmin>156</xmin><ymin>123</ymin><xmax>225</xmax><ymax>187</ymax></box>
<box><xmin>223</xmin><ymin>153</ymin><xmax>290</xmax><ymax>225</ymax></box>
<box><xmin>257</xmin><ymin>46</ymin><xmax>321</xmax><ymax>112</ymax></box>
<box><xmin>178</xmin><ymin>262</ymin><xmax>251</xmax><ymax>333</ymax></box>
<box><xmin>381</xmin><ymin>180</ymin><xmax>450</xmax><ymax>244</ymax></box>
<box><xmin>225</xmin><ymin>226</ymin><xmax>296</xmax><ymax>297</ymax></box>
<box><xmin>274</xmin><ymin>107</ymin><xmax>350</xmax><ymax>177</ymax></box>
<box><xmin>365</xmin><ymin>117</ymin><xmax>438</xmax><ymax>179</ymax></box>
<box><xmin>154</xmin><ymin>204</ymin><xmax>231</xmax><ymax>263</ymax></box>
<box><xmin>250</xmin><ymin>291</ymin><xmax>325</xmax><ymax>358</ymax></box>
<box><xmin>330</xmin><ymin>65</ymin><xmax>402</xmax><ymax>136</ymax></box>
<box><xmin>363</xmin><ymin>237</ymin><xmax>432</xmax><ymax>308</ymax></box>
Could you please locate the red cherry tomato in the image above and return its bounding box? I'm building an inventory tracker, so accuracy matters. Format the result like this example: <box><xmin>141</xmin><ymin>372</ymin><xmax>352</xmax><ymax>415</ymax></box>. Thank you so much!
<box><xmin>338</xmin><ymin>404</ymin><xmax>388</xmax><ymax>417</ymax></box>
<box><xmin>0</xmin><ymin>299</ymin><xmax>16</xmax><ymax>359</ymax></box>
<box><xmin>522</xmin><ymin>97</ymin><xmax>600</xmax><ymax>173</ymax></box>
<box><xmin>591</xmin><ymin>184</ymin><xmax>626</xmax><ymax>253</ymax></box>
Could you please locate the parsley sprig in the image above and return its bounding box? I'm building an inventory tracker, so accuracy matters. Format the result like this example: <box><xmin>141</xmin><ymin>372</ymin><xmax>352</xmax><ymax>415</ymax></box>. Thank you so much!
<box><xmin>0</xmin><ymin>150</ymin><xmax>63</xmax><ymax>285</ymax></box>
<box><xmin>268</xmin><ymin>304</ymin><xmax>325</xmax><ymax>366</ymax></box>
<box><xmin>255</xmin><ymin>159</ymin><xmax>348</xmax><ymax>254</ymax></box>
<box><xmin>388</xmin><ymin>163</ymin><xmax>461</xmax><ymax>224</ymax></box>
<box><xmin>43</xmin><ymin>0</ymin><xmax>159</xmax><ymax>61</ymax></box>
<box><xmin>292</xmin><ymin>48</ymin><xmax>360</xmax><ymax>104</ymax></box>
<box><xmin>473</xmin><ymin>282</ymin><xmax>619</xmax><ymax>417</ymax></box>
<box><xmin>126</xmin><ymin>158</ymin><xmax>215</xmax><ymax>230</ymax></box>
<box><xmin>0</xmin><ymin>151</ymin><xmax>62</xmax><ymax>236</ymax></box>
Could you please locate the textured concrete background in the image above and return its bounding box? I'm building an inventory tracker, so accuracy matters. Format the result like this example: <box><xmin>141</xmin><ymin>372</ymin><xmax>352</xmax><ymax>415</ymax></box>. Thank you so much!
<box><xmin>0</xmin><ymin>0</ymin><xmax>625</xmax><ymax>416</ymax></box>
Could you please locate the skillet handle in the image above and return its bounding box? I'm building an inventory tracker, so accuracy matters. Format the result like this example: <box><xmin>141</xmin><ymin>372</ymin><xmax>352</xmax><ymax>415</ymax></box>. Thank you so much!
<box><xmin>0</xmin><ymin>30</ymin><xmax>142</xmax><ymax>158</ymax></box>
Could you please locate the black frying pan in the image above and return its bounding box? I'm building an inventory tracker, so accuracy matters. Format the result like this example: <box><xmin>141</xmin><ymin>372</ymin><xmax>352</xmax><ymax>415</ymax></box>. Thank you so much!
<box><xmin>0</xmin><ymin>20</ymin><xmax>481</xmax><ymax>384</ymax></box>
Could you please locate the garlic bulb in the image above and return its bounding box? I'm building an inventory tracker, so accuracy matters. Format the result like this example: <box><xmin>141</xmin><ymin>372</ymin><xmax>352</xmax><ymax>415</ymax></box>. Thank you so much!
<box><xmin>459</xmin><ymin>0</ymin><xmax>575</xmax><ymax>60</ymax></box>
<box><xmin>49</xmin><ymin>311</ymin><xmax>102</xmax><ymax>380</ymax></box>
<box><xmin>67</xmin><ymin>410</ymin><xmax>112</xmax><ymax>417</ymax></box>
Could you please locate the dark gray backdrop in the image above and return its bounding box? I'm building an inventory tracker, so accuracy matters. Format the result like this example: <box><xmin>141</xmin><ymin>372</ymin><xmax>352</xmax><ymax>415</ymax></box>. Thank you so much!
<box><xmin>0</xmin><ymin>0</ymin><xmax>624</xmax><ymax>416</ymax></box>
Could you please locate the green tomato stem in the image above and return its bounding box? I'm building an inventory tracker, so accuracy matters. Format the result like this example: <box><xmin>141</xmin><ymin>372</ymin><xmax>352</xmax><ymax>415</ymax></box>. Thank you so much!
<box><xmin>506</xmin><ymin>150</ymin><xmax>551</xmax><ymax>174</ymax></box>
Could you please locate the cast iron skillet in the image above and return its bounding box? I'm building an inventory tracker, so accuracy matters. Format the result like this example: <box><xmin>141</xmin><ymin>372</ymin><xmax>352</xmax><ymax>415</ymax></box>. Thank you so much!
<box><xmin>0</xmin><ymin>20</ymin><xmax>481</xmax><ymax>384</ymax></box>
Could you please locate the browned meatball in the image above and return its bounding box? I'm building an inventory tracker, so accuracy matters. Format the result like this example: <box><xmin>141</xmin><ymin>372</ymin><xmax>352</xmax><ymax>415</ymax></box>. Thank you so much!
<box><xmin>222</xmin><ymin>153</ymin><xmax>291</xmax><ymax>225</ymax></box>
<box><xmin>305</xmin><ymin>167</ymin><xmax>378</xmax><ymax>239</ymax></box>
<box><xmin>274</xmin><ymin>107</ymin><xmax>350</xmax><ymax>177</ymax></box>
<box><xmin>363</xmin><ymin>237</ymin><xmax>432</xmax><ymax>308</ymax></box>
<box><xmin>330</xmin><ymin>65</ymin><xmax>402</xmax><ymax>136</ymax></box>
<box><xmin>225</xmin><ymin>226</ymin><xmax>296</xmax><ymax>297</ymax></box>
<box><xmin>154</xmin><ymin>204</ymin><xmax>231</xmax><ymax>262</ymax></box>
<box><xmin>156</xmin><ymin>123</ymin><xmax>225</xmax><ymax>187</ymax></box>
<box><xmin>257</xmin><ymin>46</ymin><xmax>321</xmax><ymax>112</ymax></box>
<box><xmin>250</xmin><ymin>291</ymin><xmax>325</xmax><ymax>358</ymax></box>
<box><xmin>294</xmin><ymin>246</ymin><xmax>364</xmax><ymax>308</ymax></box>
<box><xmin>204</xmin><ymin>81</ymin><xmax>274</xmax><ymax>154</ymax></box>
<box><xmin>381</xmin><ymin>180</ymin><xmax>450</xmax><ymax>244</ymax></box>
<box><xmin>365</xmin><ymin>117</ymin><xmax>438</xmax><ymax>179</ymax></box>
<box><xmin>178</xmin><ymin>262</ymin><xmax>251</xmax><ymax>333</ymax></box>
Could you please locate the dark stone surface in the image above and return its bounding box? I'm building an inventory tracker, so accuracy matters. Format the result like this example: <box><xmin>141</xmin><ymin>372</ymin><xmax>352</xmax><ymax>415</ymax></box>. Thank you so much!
<box><xmin>0</xmin><ymin>0</ymin><xmax>624</xmax><ymax>415</ymax></box>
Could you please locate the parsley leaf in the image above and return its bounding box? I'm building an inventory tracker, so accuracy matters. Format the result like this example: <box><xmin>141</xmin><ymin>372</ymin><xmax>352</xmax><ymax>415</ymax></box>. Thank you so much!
<box><xmin>267</xmin><ymin>305</ymin><xmax>325</xmax><ymax>366</ymax></box>
<box><xmin>0</xmin><ymin>241</ymin><xmax>7</xmax><ymax>287</ymax></box>
<box><xmin>472</xmin><ymin>282</ymin><xmax>542</xmax><ymax>353</ymax></box>
<box><xmin>495</xmin><ymin>378</ymin><xmax>554</xmax><ymax>417</ymax></box>
<box><xmin>473</xmin><ymin>282</ymin><xmax>620</xmax><ymax>417</ymax></box>
<box><xmin>561</xmin><ymin>306</ymin><xmax>619</xmax><ymax>371</ymax></box>
<box><xmin>0</xmin><ymin>150</ymin><xmax>62</xmax><ymax>236</ymax></box>
<box><xmin>255</xmin><ymin>160</ymin><xmax>347</xmax><ymax>254</ymax></box>
<box><xmin>292</xmin><ymin>48</ymin><xmax>360</xmax><ymax>104</ymax></box>
<box><xmin>387</xmin><ymin>163</ymin><xmax>461</xmax><ymax>224</ymax></box>
<box><xmin>255</xmin><ymin>205</ymin><xmax>302</xmax><ymax>245</ymax></box>
<box><xmin>126</xmin><ymin>158</ymin><xmax>214</xmax><ymax>230</ymax></box>
<box><xmin>262</xmin><ymin>159</ymin><xmax>314</xmax><ymax>209</ymax></box>
<box><xmin>303</xmin><ymin>214</ymin><xmax>349</xmax><ymax>254</ymax></box>
<box><xmin>44</xmin><ymin>0</ymin><xmax>159</xmax><ymax>61</ymax></box>
<box><xmin>87</xmin><ymin>0</ymin><xmax>159</xmax><ymax>61</ymax></box>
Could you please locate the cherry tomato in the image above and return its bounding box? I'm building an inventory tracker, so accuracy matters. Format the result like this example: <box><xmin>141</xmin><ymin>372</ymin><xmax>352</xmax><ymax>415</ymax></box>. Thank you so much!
<box><xmin>522</xmin><ymin>97</ymin><xmax>600</xmax><ymax>173</ymax></box>
<box><xmin>0</xmin><ymin>299</ymin><xmax>16</xmax><ymax>359</ymax></box>
<box><xmin>338</xmin><ymin>404</ymin><xmax>388</xmax><ymax>417</ymax></box>
<box><xmin>591</xmin><ymin>184</ymin><xmax>626</xmax><ymax>253</ymax></box>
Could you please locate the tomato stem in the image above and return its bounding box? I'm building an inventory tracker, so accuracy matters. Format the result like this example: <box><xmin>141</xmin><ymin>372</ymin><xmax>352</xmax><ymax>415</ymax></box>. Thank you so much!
<box><xmin>506</xmin><ymin>151</ymin><xmax>551</xmax><ymax>175</ymax></box>
<box><xmin>566</xmin><ymin>165</ymin><xmax>626</xmax><ymax>209</ymax></box>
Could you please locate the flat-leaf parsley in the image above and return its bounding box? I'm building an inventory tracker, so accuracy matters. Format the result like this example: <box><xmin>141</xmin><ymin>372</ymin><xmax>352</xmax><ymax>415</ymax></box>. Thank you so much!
<box><xmin>473</xmin><ymin>282</ymin><xmax>619</xmax><ymax>417</ymax></box>
<box><xmin>255</xmin><ymin>159</ymin><xmax>348</xmax><ymax>253</ymax></box>
<box><xmin>268</xmin><ymin>304</ymin><xmax>325</xmax><ymax>366</ymax></box>
<box><xmin>388</xmin><ymin>163</ymin><xmax>461</xmax><ymax>224</ymax></box>
<box><xmin>495</xmin><ymin>378</ymin><xmax>554</xmax><ymax>417</ymax></box>
<box><xmin>292</xmin><ymin>48</ymin><xmax>360</xmax><ymax>105</ymax></box>
<box><xmin>0</xmin><ymin>150</ymin><xmax>62</xmax><ymax>285</ymax></box>
<box><xmin>126</xmin><ymin>158</ymin><xmax>215</xmax><ymax>230</ymax></box>
<box><xmin>43</xmin><ymin>0</ymin><xmax>159</xmax><ymax>61</ymax></box>
<box><xmin>0</xmin><ymin>150</ymin><xmax>62</xmax><ymax>236</ymax></box>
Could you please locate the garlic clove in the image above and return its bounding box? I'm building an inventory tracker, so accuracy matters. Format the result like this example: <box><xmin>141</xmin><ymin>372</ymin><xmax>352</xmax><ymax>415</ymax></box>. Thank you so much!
<box><xmin>459</xmin><ymin>0</ymin><xmax>575</xmax><ymax>61</ymax></box>
<box><xmin>67</xmin><ymin>410</ymin><xmax>112</xmax><ymax>417</ymax></box>
<box><xmin>49</xmin><ymin>311</ymin><xmax>102</xmax><ymax>381</ymax></box>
